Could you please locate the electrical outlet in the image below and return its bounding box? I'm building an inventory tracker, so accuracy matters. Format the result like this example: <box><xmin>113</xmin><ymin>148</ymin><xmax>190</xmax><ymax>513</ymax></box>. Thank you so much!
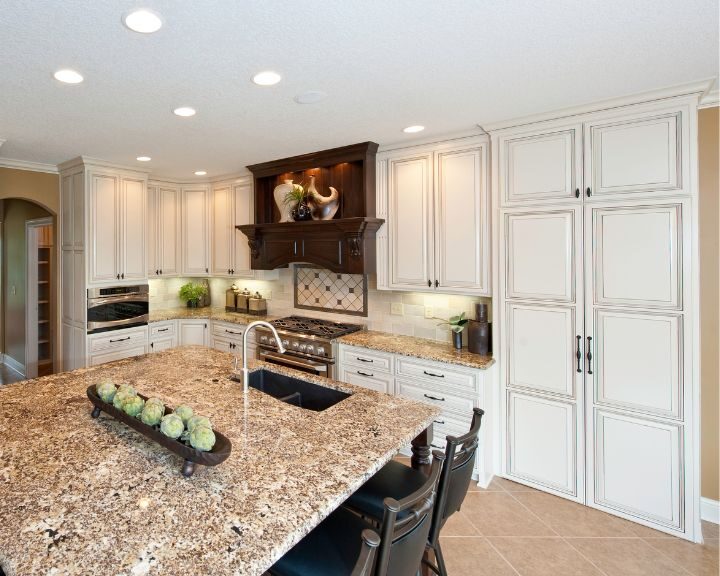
<box><xmin>424</xmin><ymin>307</ymin><xmax>433</xmax><ymax>319</ymax></box>
<box><xmin>391</xmin><ymin>302</ymin><xmax>404</xmax><ymax>315</ymax></box>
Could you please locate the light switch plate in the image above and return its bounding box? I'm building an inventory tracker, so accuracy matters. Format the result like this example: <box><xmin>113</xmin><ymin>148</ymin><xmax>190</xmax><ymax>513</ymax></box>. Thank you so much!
<box><xmin>391</xmin><ymin>302</ymin><xmax>403</xmax><ymax>315</ymax></box>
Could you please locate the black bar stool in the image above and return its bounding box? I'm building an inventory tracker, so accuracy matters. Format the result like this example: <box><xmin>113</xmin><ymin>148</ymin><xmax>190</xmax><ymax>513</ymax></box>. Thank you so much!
<box><xmin>345</xmin><ymin>408</ymin><xmax>484</xmax><ymax>576</ymax></box>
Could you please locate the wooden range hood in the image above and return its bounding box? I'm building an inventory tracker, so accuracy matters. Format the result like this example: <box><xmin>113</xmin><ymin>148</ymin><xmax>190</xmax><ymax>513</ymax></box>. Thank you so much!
<box><xmin>237</xmin><ymin>142</ymin><xmax>383</xmax><ymax>274</ymax></box>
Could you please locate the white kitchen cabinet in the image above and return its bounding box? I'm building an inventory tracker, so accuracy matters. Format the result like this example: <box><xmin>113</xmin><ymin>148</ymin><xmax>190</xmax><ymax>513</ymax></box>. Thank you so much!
<box><xmin>181</xmin><ymin>186</ymin><xmax>210</xmax><ymax>276</ymax></box>
<box><xmin>86</xmin><ymin>325</ymin><xmax>148</xmax><ymax>367</ymax></box>
<box><xmin>340</xmin><ymin>367</ymin><xmax>394</xmax><ymax>394</ymax></box>
<box><xmin>178</xmin><ymin>319</ymin><xmax>209</xmax><ymax>346</ymax></box>
<box><xmin>149</xmin><ymin>320</ymin><xmax>178</xmax><ymax>352</ymax></box>
<box><xmin>211</xmin><ymin>180</ymin><xmax>256</xmax><ymax>278</ymax></box>
<box><xmin>378</xmin><ymin>136</ymin><xmax>490</xmax><ymax>295</ymax></box>
<box><xmin>148</xmin><ymin>183</ymin><xmax>181</xmax><ymax>277</ymax></box>
<box><xmin>88</xmin><ymin>170</ymin><xmax>147</xmax><ymax>285</ymax></box>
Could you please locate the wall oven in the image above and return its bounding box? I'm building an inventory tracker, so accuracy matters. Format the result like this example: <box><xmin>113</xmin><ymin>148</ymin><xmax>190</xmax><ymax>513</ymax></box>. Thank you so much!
<box><xmin>87</xmin><ymin>285</ymin><xmax>149</xmax><ymax>334</ymax></box>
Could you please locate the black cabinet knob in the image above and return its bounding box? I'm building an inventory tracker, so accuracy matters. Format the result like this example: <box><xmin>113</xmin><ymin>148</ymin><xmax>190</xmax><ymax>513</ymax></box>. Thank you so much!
<box><xmin>586</xmin><ymin>187</ymin><xmax>591</xmax><ymax>197</ymax></box>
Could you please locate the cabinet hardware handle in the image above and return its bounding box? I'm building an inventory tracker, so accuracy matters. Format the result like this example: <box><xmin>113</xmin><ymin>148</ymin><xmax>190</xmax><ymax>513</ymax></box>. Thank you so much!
<box><xmin>575</xmin><ymin>188</ymin><xmax>580</xmax><ymax>198</ymax></box>
<box><xmin>225</xmin><ymin>329</ymin><xmax>242</xmax><ymax>335</ymax></box>
<box><xmin>116</xmin><ymin>274</ymin><xmax>120</xmax><ymax>280</ymax></box>
<box><xmin>159</xmin><ymin>269</ymin><xmax>162</xmax><ymax>275</ymax></box>
<box><xmin>356</xmin><ymin>357</ymin><xmax>373</xmax><ymax>363</ymax></box>
<box><xmin>434</xmin><ymin>280</ymin><xmax>439</xmax><ymax>288</ymax></box>
<box><xmin>155</xmin><ymin>269</ymin><xmax>159</xmax><ymax>275</ymax></box>
<box><xmin>205</xmin><ymin>268</ymin><xmax>209</xmax><ymax>274</ymax></box>
<box><xmin>110</xmin><ymin>336</ymin><xmax>131</xmax><ymax>343</ymax></box>
<box><xmin>431</xmin><ymin>443</ymin><xmax>443</xmax><ymax>449</ymax></box>
<box><xmin>586</xmin><ymin>187</ymin><xmax>591</xmax><ymax>197</ymax></box>
<box><xmin>423</xmin><ymin>370</ymin><xmax>444</xmax><ymax>378</ymax></box>
<box><xmin>121</xmin><ymin>273</ymin><xmax>124</xmax><ymax>279</ymax></box>
<box><xmin>427</xmin><ymin>279</ymin><xmax>431</xmax><ymax>287</ymax></box>
<box><xmin>576</xmin><ymin>335</ymin><xmax>582</xmax><ymax>373</ymax></box>
<box><xmin>357</xmin><ymin>370</ymin><xmax>374</xmax><ymax>377</ymax></box>
<box><xmin>158</xmin><ymin>328</ymin><xmax>169</xmax><ymax>333</ymax></box>
<box><xmin>424</xmin><ymin>393</ymin><xmax>445</xmax><ymax>401</ymax></box>
<box><xmin>231</xmin><ymin>269</ymin><xmax>234</xmax><ymax>274</ymax></box>
<box><xmin>150</xmin><ymin>342</ymin><xmax>154</xmax><ymax>349</ymax></box>
<box><xmin>434</xmin><ymin>419</ymin><xmax>445</xmax><ymax>425</ymax></box>
<box><xmin>586</xmin><ymin>336</ymin><xmax>593</xmax><ymax>375</ymax></box>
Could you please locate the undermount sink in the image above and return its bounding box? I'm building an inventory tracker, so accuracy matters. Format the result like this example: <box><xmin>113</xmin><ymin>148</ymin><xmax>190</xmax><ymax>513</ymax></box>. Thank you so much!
<box><xmin>247</xmin><ymin>369</ymin><xmax>351</xmax><ymax>412</ymax></box>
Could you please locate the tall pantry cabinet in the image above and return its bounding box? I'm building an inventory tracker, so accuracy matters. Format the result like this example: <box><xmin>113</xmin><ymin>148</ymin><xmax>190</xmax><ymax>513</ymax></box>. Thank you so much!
<box><xmin>491</xmin><ymin>91</ymin><xmax>701</xmax><ymax>541</ymax></box>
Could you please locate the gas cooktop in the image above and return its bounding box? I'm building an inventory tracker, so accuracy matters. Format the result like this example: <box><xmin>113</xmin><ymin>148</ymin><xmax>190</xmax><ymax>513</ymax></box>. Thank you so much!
<box><xmin>269</xmin><ymin>316</ymin><xmax>364</xmax><ymax>339</ymax></box>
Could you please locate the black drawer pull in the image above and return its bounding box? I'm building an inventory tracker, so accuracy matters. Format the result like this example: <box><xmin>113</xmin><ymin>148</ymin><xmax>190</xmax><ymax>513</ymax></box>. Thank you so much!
<box><xmin>109</xmin><ymin>336</ymin><xmax>131</xmax><ymax>343</ymax></box>
<box><xmin>357</xmin><ymin>370</ymin><xmax>374</xmax><ymax>377</ymax></box>
<box><xmin>575</xmin><ymin>335</ymin><xmax>582</xmax><ymax>373</ymax></box>
<box><xmin>586</xmin><ymin>187</ymin><xmax>591</xmax><ymax>197</ymax></box>
<box><xmin>434</xmin><ymin>419</ymin><xmax>445</xmax><ymax>425</ymax></box>
<box><xmin>424</xmin><ymin>393</ymin><xmax>445</xmax><ymax>401</ymax></box>
<box><xmin>575</xmin><ymin>187</ymin><xmax>580</xmax><ymax>198</ymax></box>
<box><xmin>225</xmin><ymin>329</ymin><xmax>242</xmax><ymax>335</ymax></box>
<box><xmin>157</xmin><ymin>328</ymin><xmax>169</xmax><ymax>333</ymax></box>
<box><xmin>356</xmin><ymin>357</ymin><xmax>373</xmax><ymax>363</ymax></box>
<box><xmin>423</xmin><ymin>371</ymin><xmax>444</xmax><ymax>378</ymax></box>
<box><xmin>587</xmin><ymin>336</ymin><xmax>593</xmax><ymax>375</ymax></box>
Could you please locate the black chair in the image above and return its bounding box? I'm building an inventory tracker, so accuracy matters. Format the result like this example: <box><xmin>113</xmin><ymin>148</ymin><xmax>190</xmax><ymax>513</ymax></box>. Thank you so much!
<box><xmin>269</xmin><ymin>452</ymin><xmax>444</xmax><ymax>576</ymax></box>
<box><xmin>345</xmin><ymin>408</ymin><xmax>484</xmax><ymax>576</ymax></box>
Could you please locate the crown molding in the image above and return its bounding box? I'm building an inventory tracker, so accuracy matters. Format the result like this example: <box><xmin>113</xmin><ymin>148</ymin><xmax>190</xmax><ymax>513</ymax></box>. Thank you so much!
<box><xmin>378</xmin><ymin>128</ymin><xmax>488</xmax><ymax>153</ymax></box>
<box><xmin>149</xmin><ymin>169</ymin><xmax>252</xmax><ymax>187</ymax></box>
<box><xmin>57</xmin><ymin>155</ymin><xmax>152</xmax><ymax>174</ymax></box>
<box><xmin>481</xmin><ymin>79</ymin><xmax>715</xmax><ymax>133</ymax></box>
<box><xmin>0</xmin><ymin>157</ymin><xmax>59</xmax><ymax>174</ymax></box>
<box><xmin>699</xmin><ymin>88</ymin><xmax>719</xmax><ymax>109</ymax></box>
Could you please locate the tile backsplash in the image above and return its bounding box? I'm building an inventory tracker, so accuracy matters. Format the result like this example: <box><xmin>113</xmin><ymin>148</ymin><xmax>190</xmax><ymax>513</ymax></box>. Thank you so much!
<box><xmin>149</xmin><ymin>266</ymin><xmax>491</xmax><ymax>344</ymax></box>
<box><xmin>294</xmin><ymin>266</ymin><xmax>367</xmax><ymax>316</ymax></box>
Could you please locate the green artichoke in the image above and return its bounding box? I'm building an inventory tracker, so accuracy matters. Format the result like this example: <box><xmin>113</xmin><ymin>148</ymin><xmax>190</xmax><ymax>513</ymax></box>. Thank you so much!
<box><xmin>189</xmin><ymin>425</ymin><xmax>216</xmax><ymax>452</ymax></box>
<box><xmin>140</xmin><ymin>402</ymin><xmax>164</xmax><ymax>426</ymax></box>
<box><xmin>160</xmin><ymin>414</ymin><xmax>184</xmax><ymax>439</ymax></box>
<box><xmin>96</xmin><ymin>381</ymin><xmax>117</xmax><ymax>403</ymax></box>
<box><xmin>113</xmin><ymin>388</ymin><xmax>137</xmax><ymax>409</ymax></box>
<box><xmin>118</xmin><ymin>384</ymin><xmax>136</xmax><ymax>395</ymax></box>
<box><xmin>187</xmin><ymin>415</ymin><xmax>211</xmax><ymax>433</ymax></box>
<box><xmin>146</xmin><ymin>397</ymin><xmax>164</xmax><ymax>409</ymax></box>
<box><xmin>122</xmin><ymin>396</ymin><xmax>145</xmax><ymax>417</ymax></box>
<box><xmin>173</xmin><ymin>405</ymin><xmax>194</xmax><ymax>424</ymax></box>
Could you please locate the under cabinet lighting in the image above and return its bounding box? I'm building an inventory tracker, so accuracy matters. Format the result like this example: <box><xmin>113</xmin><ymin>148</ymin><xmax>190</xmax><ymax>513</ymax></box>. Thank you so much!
<box><xmin>173</xmin><ymin>107</ymin><xmax>196</xmax><ymax>117</ymax></box>
<box><xmin>403</xmin><ymin>125</ymin><xmax>425</xmax><ymax>133</ymax></box>
<box><xmin>53</xmin><ymin>69</ymin><xmax>84</xmax><ymax>84</ymax></box>
<box><xmin>123</xmin><ymin>9</ymin><xmax>163</xmax><ymax>34</ymax></box>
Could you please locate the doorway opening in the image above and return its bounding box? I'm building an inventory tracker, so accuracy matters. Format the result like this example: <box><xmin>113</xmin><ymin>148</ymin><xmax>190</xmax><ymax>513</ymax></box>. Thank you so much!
<box><xmin>26</xmin><ymin>218</ymin><xmax>54</xmax><ymax>378</ymax></box>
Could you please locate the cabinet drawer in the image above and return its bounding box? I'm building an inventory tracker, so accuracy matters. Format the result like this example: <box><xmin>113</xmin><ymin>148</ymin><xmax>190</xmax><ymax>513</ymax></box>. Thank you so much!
<box><xmin>212</xmin><ymin>335</ymin><xmax>241</xmax><ymax>353</ymax></box>
<box><xmin>212</xmin><ymin>322</ymin><xmax>245</xmax><ymax>341</ymax></box>
<box><xmin>395</xmin><ymin>356</ymin><xmax>478</xmax><ymax>393</ymax></box>
<box><xmin>150</xmin><ymin>321</ymin><xmax>175</xmax><ymax>338</ymax></box>
<box><xmin>89</xmin><ymin>345</ymin><xmax>147</xmax><ymax>366</ymax></box>
<box><xmin>396</xmin><ymin>379</ymin><xmax>475</xmax><ymax>416</ymax></box>
<box><xmin>88</xmin><ymin>327</ymin><xmax>148</xmax><ymax>353</ymax></box>
<box><xmin>340</xmin><ymin>367</ymin><xmax>394</xmax><ymax>394</ymax></box>
<box><xmin>340</xmin><ymin>345</ymin><xmax>393</xmax><ymax>373</ymax></box>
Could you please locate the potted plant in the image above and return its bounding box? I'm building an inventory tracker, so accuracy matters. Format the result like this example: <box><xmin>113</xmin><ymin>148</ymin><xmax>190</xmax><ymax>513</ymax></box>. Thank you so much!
<box><xmin>436</xmin><ymin>312</ymin><xmax>469</xmax><ymax>349</ymax></box>
<box><xmin>284</xmin><ymin>183</ymin><xmax>312</xmax><ymax>221</ymax></box>
<box><xmin>179</xmin><ymin>282</ymin><xmax>208</xmax><ymax>308</ymax></box>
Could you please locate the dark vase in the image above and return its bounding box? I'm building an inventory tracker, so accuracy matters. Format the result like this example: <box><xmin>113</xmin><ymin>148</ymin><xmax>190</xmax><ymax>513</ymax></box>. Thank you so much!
<box><xmin>452</xmin><ymin>330</ymin><xmax>463</xmax><ymax>350</ymax></box>
<box><xmin>187</xmin><ymin>300</ymin><xmax>198</xmax><ymax>308</ymax></box>
<box><xmin>468</xmin><ymin>303</ymin><xmax>491</xmax><ymax>355</ymax></box>
<box><xmin>292</xmin><ymin>200</ymin><xmax>313</xmax><ymax>221</ymax></box>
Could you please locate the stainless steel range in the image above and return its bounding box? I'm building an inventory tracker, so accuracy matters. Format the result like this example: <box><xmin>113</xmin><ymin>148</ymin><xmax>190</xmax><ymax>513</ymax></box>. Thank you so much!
<box><xmin>255</xmin><ymin>316</ymin><xmax>364</xmax><ymax>378</ymax></box>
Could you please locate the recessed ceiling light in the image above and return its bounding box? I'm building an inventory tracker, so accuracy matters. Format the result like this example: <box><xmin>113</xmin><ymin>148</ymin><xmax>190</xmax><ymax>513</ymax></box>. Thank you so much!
<box><xmin>403</xmin><ymin>125</ymin><xmax>425</xmax><ymax>133</ymax></box>
<box><xmin>123</xmin><ymin>9</ymin><xmax>163</xmax><ymax>34</ymax></box>
<box><xmin>194</xmin><ymin>170</ymin><xmax>207</xmax><ymax>176</ymax></box>
<box><xmin>252</xmin><ymin>71</ymin><xmax>282</xmax><ymax>86</ymax></box>
<box><xmin>53</xmin><ymin>69</ymin><xmax>84</xmax><ymax>84</ymax></box>
<box><xmin>173</xmin><ymin>107</ymin><xmax>196</xmax><ymax>117</ymax></box>
<box><xmin>294</xmin><ymin>90</ymin><xmax>328</xmax><ymax>104</ymax></box>
<box><xmin>136</xmin><ymin>156</ymin><xmax>151</xmax><ymax>162</ymax></box>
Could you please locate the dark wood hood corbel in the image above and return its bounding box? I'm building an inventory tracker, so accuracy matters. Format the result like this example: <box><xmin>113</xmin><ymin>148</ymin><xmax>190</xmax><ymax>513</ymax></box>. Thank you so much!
<box><xmin>237</xmin><ymin>142</ymin><xmax>384</xmax><ymax>274</ymax></box>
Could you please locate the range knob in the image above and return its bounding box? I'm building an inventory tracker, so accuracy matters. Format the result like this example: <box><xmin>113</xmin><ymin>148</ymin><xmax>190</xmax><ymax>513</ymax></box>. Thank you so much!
<box><xmin>291</xmin><ymin>341</ymin><xmax>300</xmax><ymax>349</ymax></box>
<box><xmin>298</xmin><ymin>344</ymin><xmax>307</xmax><ymax>352</ymax></box>
<box><xmin>260</xmin><ymin>335</ymin><xmax>268</xmax><ymax>343</ymax></box>
<box><xmin>305</xmin><ymin>344</ymin><xmax>315</xmax><ymax>354</ymax></box>
<box><xmin>269</xmin><ymin>337</ymin><xmax>276</xmax><ymax>345</ymax></box>
<box><xmin>316</xmin><ymin>346</ymin><xmax>326</xmax><ymax>357</ymax></box>
<box><xmin>282</xmin><ymin>339</ymin><xmax>290</xmax><ymax>347</ymax></box>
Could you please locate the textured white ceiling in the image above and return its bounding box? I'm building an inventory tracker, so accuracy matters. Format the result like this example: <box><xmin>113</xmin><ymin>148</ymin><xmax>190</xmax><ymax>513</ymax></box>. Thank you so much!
<box><xmin>0</xmin><ymin>0</ymin><xmax>717</xmax><ymax>178</ymax></box>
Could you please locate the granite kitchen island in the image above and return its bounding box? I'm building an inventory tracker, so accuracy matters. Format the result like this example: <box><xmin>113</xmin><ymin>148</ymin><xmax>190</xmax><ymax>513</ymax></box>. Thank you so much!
<box><xmin>0</xmin><ymin>347</ymin><xmax>440</xmax><ymax>576</ymax></box>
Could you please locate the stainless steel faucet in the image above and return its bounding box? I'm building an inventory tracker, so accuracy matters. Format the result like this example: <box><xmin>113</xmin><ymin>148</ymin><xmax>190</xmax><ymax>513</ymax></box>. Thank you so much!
<box><xmin>237</xmin><ymin>320</ymin><xmax>286</xmax><ymax>393</ymax></box>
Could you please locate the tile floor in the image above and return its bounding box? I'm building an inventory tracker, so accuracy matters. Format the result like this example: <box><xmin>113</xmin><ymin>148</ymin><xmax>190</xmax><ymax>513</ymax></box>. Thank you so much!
<box><xmin>0</xmin><ymin>363</ymin><xmax>24</xmax><ymax>385</ymax></box>
<box><xmin>439</xmin><ymin>474</ymin><xmax>719</xmax><ymax>576</ymax></box>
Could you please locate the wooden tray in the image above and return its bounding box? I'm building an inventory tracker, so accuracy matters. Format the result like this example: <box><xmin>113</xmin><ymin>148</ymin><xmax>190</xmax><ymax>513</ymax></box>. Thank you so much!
<box><xmin>87</xmin><ymin>385</ymin><xmax>232</xmax><ymax>477</ymax></box>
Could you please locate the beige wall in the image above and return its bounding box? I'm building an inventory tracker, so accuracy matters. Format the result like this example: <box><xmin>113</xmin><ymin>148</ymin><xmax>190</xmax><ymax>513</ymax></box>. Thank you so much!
<box><xmin>699</xmin><ymin>106</ymin><xmax>719</xmax><ymax>502</ymax></box>
<box><xmin>0</xmin><ymin>168</ymin><xmax>59</xmax><ymax>214</ymax></box>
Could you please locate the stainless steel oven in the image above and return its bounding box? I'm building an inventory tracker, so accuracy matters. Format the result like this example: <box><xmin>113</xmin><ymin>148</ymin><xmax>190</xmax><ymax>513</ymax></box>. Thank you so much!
<box><xmin>257</xmin><ymin>348</ymin><xmax>333</xmax><ymax>378</ymax></box>
<box><xmin>87</xmin><ymin>285</ymin><xmax>149</xmax><ymax>334</ymax></box>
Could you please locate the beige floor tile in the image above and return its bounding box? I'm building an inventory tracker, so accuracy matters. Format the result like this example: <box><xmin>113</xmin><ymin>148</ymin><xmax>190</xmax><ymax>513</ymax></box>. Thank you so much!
<box><xmin>439</xmin><ymin>537</ymin><xmax>518</xmax><ymax>576</ymax></box>
<box><xmin>488</xmin><ymin>537</ymin><xmax>604</xmax><ymax>576</ymax></box>
<box><xmin>442</xmin><ymin>511</ymin><xmax>481</xmax><ymax>536</ymax></box>
<box><xmin>624</xmin><ymin>520</ymin><xmax>678</xmax><ymax>539</ymax></box>
<box><xmin>468</xmin><ymin>477</ymin><xmax>508</xmax><ymax>492</ymax></box>
<box><xmin>493</xmin><ymin>477</ymin><xmax>540</xmax><ymax>493</ymax></box>
<box><xmin>461</xmin><ymin>492</ymin><xmax>556</xmax><ymax>537</ymax></box>
<box><xmin>567</xmin><ymin>538</ymin><xmax>689</xmax><ymax>576</ymax></box>
<box><xmin>512</xmin><ymin>492</ymin><xmax>639</xmax><ymax>538</ymax></box>
<box><xmin>702</xmin><ymin>521</ymin><xmax>719</xmax><ymax>546</ymax></box>
<box><xmin>644</xmin><ymin>535</ymin><xmax>720</xmax><ymax>576</ymax></box>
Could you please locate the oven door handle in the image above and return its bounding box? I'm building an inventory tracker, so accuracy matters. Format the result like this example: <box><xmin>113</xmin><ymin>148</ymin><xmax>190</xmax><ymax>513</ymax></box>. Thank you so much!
<box><xmin>260</xmin><ymin>350</ymin><xmax>328</xmax><ymax>373</ymax></box>
<box><xmin>88</xmin><ymin>293</ymin><xmax>149</xmax><ymax>307</ymax></box>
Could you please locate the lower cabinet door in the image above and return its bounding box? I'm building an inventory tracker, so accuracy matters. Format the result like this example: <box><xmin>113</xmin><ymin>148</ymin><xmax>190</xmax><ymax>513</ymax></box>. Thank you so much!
<box><xmin>212</xmin><ymin>335</ymin><xmax>240</xmax><ymax>354</ymax></box>
<box><xmin>590</xmin><ymin>409</ymin><xmax>683</xmax><ymax>530</ymax></box>
<box><xmin>178</xmin><ymin>320</ymin><xmax>208</xmax><ymax>346</ymax></box>
<box><xmin>340</xmin><ymin>367</ymin><xmax>394</xmax><ymax>394</ymax></box>
<box><xmin>150</xmin><ymin>337</ymin><xmax>176</xmax><ymax>353</ymax></box>
<box><xmin>89</xmin><ymin>345</ymin><xmax>147</xmax><ymax>366</ymax></box>
<box><xmin>506</xmin><ymin>390</ymin><xmax>581</xmax><ymax>499</ymax></box>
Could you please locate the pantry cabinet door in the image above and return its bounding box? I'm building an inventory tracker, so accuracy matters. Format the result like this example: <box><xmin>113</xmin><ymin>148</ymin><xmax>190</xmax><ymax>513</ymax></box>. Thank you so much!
<box><xmin>88</xmin><ymin>172</ymin><xmax>120</xmax><ymax>283</ymax></box>
<box><xmin>498</xmin><ymin>125</ymin><xmax>582</xmax><ymax>206</ymax></box>
<box><xmin>434</xmin><ymin>144</ymin><xmax>490</xmax><ymax>294</ymax></box>
<box><xmin>211</xmin><ymin>184</ymin><xmax>233</xmax><ymax>276</ymax></box>
<box><xmin>388</xmin><ymin>152</ymin><xmax>434</xmax><ymax>290</ymax></box>
<box><xmin>158</xmin><ymin>186</ymin><xmax>181</xmax><ymax>276</ymax></box>
<box><xmin>181</xmin><ymin>186</ymin><xmax>210</xmax><ymax>275</ymax></box>
<box><xmin>119</xmin><ymin>176</ymin><xmax>146</xmax><ymax>282</ymax></box>
<box><xmin>584</xmin><ymin>110</ymin><xmax>682</xmax><ymax>198</ymax></box>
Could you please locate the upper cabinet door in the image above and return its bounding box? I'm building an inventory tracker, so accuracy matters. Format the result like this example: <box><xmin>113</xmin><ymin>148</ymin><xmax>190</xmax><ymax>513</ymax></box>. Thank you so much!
<box><xmin>504</xmin><ymin>207</ymin><xmax>581</xmax><ymax>303</ymax></box>
<box><xmin>588</xmin><ymin>202</ymin><xmax>682</xmax><ymax>310</ymax></box>
<box><xmin>120</xmin><ymin>176</ymin><xmax>147</xmax><ymax>281</ymax></box>
<box><xmin>182</xmin><ymin>186</ymin><xmax>210</xmax><ymax>275</ymax></box>
<box><xmin>233</xmin><ymin>182</ymin><xmax>255</xmax><ymax>278</ymax></box>
<box><xmin>499</xmin><ymin>125</ymin><xmax>582</xmax><ymax>206</ymax></box>
<box><xmin>388</xmin><ymin>152</ymin><xmax>434</xmax><ymax>290</ymax></box>
<box><xmin>89</xmin><ymin>172</ymin><xmax>120</xmax><ymax>283</ymax></box>
<box><xmin>147</xmin><ymin>185</ymin><xmax>158</xmax><ymax>276</ymax></box>
<box><xmin>434</xmin><ymin>144</ymin><xmax>490</xmax><ymax>294</ymax></box>
<box><xmin>211</xmin><ymin>184</ymin><xmax>233</xmax><ymax>276</ymax></box>
<box><xmin>158</xmin><ymin>186</ymin><xmax>180</xmax><ymax>276</ymax></box>
<box><xmin>584</xmin><ymin>111</ymin><xmax>682</xmax><ymax>198</ymax></box>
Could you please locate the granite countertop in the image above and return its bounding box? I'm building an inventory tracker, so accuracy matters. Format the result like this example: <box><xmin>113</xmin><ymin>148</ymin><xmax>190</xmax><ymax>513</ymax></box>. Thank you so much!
<box><xmin>338</xmin><ymin>330</ymin><xmax>495</xmax><ymax>370</ymax></box>
<box><xmin>0</xmin><ymin>348</ymin><xmax>439</xmax><ymax>576</ymax></box>
<box><xmin>149</xmin><ymin>307</ymin><xmax>279</xmax><ymax>325</ymax></box>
